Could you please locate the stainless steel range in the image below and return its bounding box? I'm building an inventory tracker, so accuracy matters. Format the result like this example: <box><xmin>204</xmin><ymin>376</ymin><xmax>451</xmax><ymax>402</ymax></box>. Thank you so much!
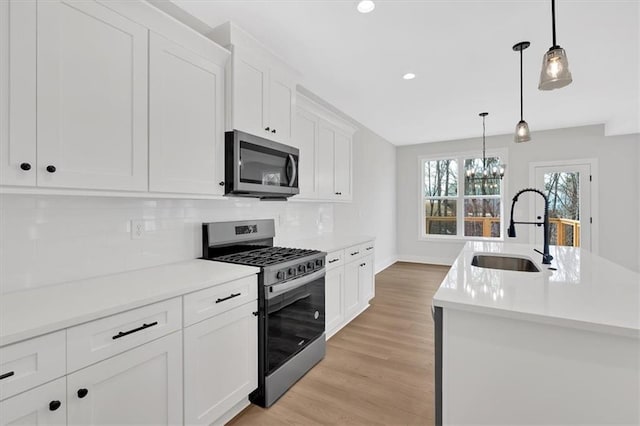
<box><xmin>202</xmin><ymin>219</ymin><xmax>326</xmax><ymax>407</ymax></box>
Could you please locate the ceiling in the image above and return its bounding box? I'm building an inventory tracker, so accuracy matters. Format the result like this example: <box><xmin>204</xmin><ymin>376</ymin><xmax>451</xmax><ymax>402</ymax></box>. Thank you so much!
<box><xmin>170</xmin><ymin>0</ymin><xmax>640</xmax><ymax>145</ymax></box>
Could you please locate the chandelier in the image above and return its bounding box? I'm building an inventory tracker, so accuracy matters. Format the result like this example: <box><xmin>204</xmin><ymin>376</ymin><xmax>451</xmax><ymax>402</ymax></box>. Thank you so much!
<box><xmin>465</xmin><ymin>112</ymin><xmax>505</xmax><ymax>185</ymax></box>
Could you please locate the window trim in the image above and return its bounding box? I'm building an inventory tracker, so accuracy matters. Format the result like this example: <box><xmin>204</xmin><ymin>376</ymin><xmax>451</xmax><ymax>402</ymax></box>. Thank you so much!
<box><xmin>418</xmin><ymin>149</ymin><xmax>508</xmax><ymax>242</ymax></box>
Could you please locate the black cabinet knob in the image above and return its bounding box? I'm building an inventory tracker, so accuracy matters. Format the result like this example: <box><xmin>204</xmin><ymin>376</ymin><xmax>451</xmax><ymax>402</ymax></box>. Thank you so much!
<box><xmin>46</xmin><ymin>165</ymin><xmax>56</xmax><ymax>173</ymax></box>
<box><xmin>219</xmin><ymin>181</ymin><xmax>225</xmax><ymax>186</ymax></box>
<box><xmin>20</xmin><ymin>162</ymin><xmax>31</xmax><ymax>171</ymax></box>
<box><xmin>77</xmin><ymin>388</ymin><xmax>88</xmax><ymax>398</ymax></box>
<box><xmin>271</xmin><ymin>129</ymin><xmax>276</xmax><ymax>134</ymax></box>
<box><xmin>49</xmin><ymin>400</ymin><xmax>62</xmax><ymax>411</ymax></box>
<box><xmin>265</xmin><ymin>127</ymin><xmax>270</xmax><ymax>131</ymax></box>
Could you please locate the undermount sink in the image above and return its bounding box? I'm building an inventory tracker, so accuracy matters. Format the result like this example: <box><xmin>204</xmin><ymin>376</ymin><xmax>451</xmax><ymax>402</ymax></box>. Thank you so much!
<box><xmin>471</xmin><ymin>254</ymin><xmax>540</xmax><ymax>272</ymax></box>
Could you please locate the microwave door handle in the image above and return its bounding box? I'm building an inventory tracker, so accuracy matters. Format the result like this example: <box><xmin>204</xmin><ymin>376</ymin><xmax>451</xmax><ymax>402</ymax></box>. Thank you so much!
<box><xmin>287</xmin><ymin>154</ymin><xmax>297</xmax><ymax>187</ymax></box>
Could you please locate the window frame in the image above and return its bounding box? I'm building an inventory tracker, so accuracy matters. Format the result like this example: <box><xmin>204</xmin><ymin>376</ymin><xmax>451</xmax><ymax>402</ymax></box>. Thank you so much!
<box><xmin>419</xmin><ymin>149</ymin><xmax>508</xmax><ymax>242</ymax></box>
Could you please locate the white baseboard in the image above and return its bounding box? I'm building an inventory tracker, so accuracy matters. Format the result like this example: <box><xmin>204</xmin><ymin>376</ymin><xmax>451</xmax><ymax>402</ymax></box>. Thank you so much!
<box><xmin>396</xmin><ymin>254</ymin><xmax>453</xmax><ymax>266</ymax></box>
<box><xmin>375</xmin><ymin>255</ymin><xmax>398</xmax><ymax>274</ymax></box>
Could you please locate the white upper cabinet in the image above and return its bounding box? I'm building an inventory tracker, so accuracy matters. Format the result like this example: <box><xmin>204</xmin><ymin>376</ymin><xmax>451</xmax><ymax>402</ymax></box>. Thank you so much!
<box><xmin>209</xmin><ymin>22</ymin><xmax>298</xmax><ymax>145</ymax></box>
<box><xmin>36</xmin><ymin>0</ymin><xmax>149</xmax><ymax>191</ymax></box>
<box><xmin>0</xmin><ymin>0</ymin><xmax>36</xmax><ymax>187</ymax></box>
<box><xmin>296</xmin><ymin>93</ymin><xmax>357</xmax><ymax>202</ymax></box>
<box><xmin>148</xmin><ymin>32</ymin><xmax>228</xmax><ymax>195</ymax></box>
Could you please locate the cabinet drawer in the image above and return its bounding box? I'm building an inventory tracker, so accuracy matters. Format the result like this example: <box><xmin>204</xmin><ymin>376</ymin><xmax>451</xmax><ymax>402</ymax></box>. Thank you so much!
<box><xmin>325</xmin><ymin>249</ymin><xmax>344</xmax><ymax>271</ymax></box>
<box><xmin>67</xmin><ymin>298</ymin><xmax>182</xmax><ymax>372</ymax></box>
<box><xmin>183</xmin><ymin>276</ymin><xmax>257</xmax><ymax>327</ymax></box>
<box><xmin>362</xmin><ymin>241</ymin><xmax>375</xmax><ymax>256</ymax></box>
<box><xmin>0</xmin><ymin>331</ymin><xmax>65</xmax><ymax>401</ymax></box>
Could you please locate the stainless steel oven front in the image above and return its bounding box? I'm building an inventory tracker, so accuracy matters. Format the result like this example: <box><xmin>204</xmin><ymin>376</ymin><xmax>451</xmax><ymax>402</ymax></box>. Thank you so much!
<box><xmin>224</xmin><ymin>130</ymin><xmax>299</xmax><ymax>199</ymax></box>
<box><xmin>252</xmin><ymin>268</ymin><xmax>326</xmax><ymax>407</ymax></box>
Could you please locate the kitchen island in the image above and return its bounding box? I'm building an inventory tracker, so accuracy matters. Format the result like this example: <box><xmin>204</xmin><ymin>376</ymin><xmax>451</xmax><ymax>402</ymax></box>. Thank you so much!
<box><xmin>433</xmin><ymin>242</ymin><xmax>640</xmax><ymax>425</ymax></box>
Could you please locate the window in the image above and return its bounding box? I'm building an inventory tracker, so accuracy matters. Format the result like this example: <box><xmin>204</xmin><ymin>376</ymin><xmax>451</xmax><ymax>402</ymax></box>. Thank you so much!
<box><xmin>421</xmin><ymin>153</ymin><xmax>505</xmax><ymax>240</ymax></box>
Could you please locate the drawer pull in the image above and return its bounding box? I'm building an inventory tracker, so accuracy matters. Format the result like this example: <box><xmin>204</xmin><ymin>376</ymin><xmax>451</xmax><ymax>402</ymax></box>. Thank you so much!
<box><xmin>216</xmin><ymin>292</ymin><xmax>241</xmax><ymax>303</ymax></box>
<box><xmin>77</xmin><ymin>388</ymin><xmax>88</xmax><ymax>399</ymax></box>
<box><xmin>112</xmin><ymin>321</ymin><xmax>158</xmax><ymax>340</ymax></box>
<box><xmin>328</xmin><ymin>258</ymin><xmax>340</xmax><ymax>264</ymax></box>
<box><xmin>366</xmin><ymin>246</ymin><xmax>373</xmax><ymax>251</ymax></box>
<box><xmin>360</xmin><ymin>263</ymin><xmax>366</xmax><ymax>267</ymax></box>
<box><xmin>350</xmin><ymin>251</ymin><xmax>359</xmax><ymax>256</ymax></box>
<box><xmin>0</xmin><ymin>371</ymin><xmax>15</xmax><ymax>380</ymax></box>
<box><xmin>49</xmin><ymin>400</ymin><xmax>62</xmax><ymax>411</ymax></box>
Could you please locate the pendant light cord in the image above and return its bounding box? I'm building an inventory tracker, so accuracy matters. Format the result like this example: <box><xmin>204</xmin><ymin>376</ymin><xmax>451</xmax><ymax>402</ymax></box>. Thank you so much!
<box><xmin>551</xmin><ymin>0</ymin><xmax>557</xmax><ymax>47</ymax></box>
<box><xmin>520</xmin><ymin>49</ymin><xmax>524</xmax><ymax>121</ymax></box>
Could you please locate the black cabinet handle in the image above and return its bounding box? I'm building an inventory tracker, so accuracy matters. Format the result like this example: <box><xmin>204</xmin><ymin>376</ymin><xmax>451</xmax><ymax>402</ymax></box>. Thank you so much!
<box><xmin>77</xmin><ymin>388</ymin><xmax>88</xmax><ymax>399</ymax></box>
<box><xmin>328</xmin><ymin>258</ymin><xmax>340</xmax><ymax>264</ymax></box>
<box><xmin>350</xmin><ymin>251</ymin><xmax>359</xmax><ymax>256</ymax></box>
<box><xmin>0</xmin><ymin>371</ymin><xmax>14</xmax><ymax>380</ymax></box>
<box><xmin>252</xmin><ymin>311</ymin><xmax>259</xmax><ymax>316</ymax></box>
<box><xmin>219</xmin><ymin>181</ymin><xmax>225</xmax><ymax>186</ymax></box>
<box><xmin>49</xmin><ymin>400</ymin><xmax>62</xmax><ymax>411</ymax></box>
<box><xmin>335</xmin><ymin>192</ymin><xmax>342</xmax><ymax>195</ymax></box>
<box><xmin>46</xmin><ymin>165</ymin><xmax>56</xmax><ymax>173</ymax></box>
<box><xmin>271</xmin><ymin>129</ymin><xmax>276</xmax><ymax>134</ymax></box>
<box><xmin>360</xmin><ymin>263</ymin><xmax>366</xmax><ymax>267</ymax></box>
<box><xmin>265</xmin><ymin>127</ymin><xmax>270</xmax><ymax>131</ymax></box>
<box><xmin>366</xmin><ymin>246</ymin><xmax>373</xmax><ymax>251</ymax></box>
<box><xmin>216</xmin><ymin>293</ymin><xmax>241</xmax><ymax>303</ymax></box>
<box><xmin>112</xmin><ymin>321</ymin><xmax>158</xmax><ymax>340</ymax></box>
<box><xmin>20</xmin><ymin>163</ymin><xmax>31</xmax><ymax>171</ymax></box>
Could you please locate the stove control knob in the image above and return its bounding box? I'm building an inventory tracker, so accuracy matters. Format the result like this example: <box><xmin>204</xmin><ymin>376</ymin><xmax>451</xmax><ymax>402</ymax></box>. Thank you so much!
<box><xmin>276</xmin><ymin>271</ymin><xmax>285</xmax><ymax>280</ymax></box>
<box><xmin>298</xmin><ymin>264</ymin><xmax>306</xmax><ymax>273</ymax></box>
<box><xmin>307</xmin><ymin>261</ymin><xmax>315</xmax><ymax>270</ymax></box>
<box><xmin>315</xmin><ymin>259</ymin><xmax>323</xmax><ymax>267</ymax></box>
<box><xmin>288</xmin><ymin>268</ymin><xmax>296</xmax><ymax>276</ymax></box>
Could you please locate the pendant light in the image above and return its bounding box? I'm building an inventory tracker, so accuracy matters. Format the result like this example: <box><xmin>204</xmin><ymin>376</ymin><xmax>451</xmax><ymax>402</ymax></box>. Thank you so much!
<box><xmin>539</xmin><ymin>0</ymin><xmax>572</xmax><ymax>90</ymax></box>
<box><xmin>513</xmin><ymin>41</ymin><xmax>531</xmax><ymax>143</ymax></box>
<box><xmin>465</xmin><ymin>112</ymin><xmax>505</xmax><ymax>183</ymax></box>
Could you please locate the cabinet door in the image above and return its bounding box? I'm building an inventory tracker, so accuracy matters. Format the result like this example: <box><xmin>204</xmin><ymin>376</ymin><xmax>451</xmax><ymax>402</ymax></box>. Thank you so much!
<box><xmin>149</xmin><ymin>33</ymin><xmax>225</xmax><ymax>195</ymax></box>
<box><xmin>268</xmin><ymin>69</ymin><xmax>294</xmax><ymax>144</ymax></box>
<box><xmin>232</xmin><ymin>52</ymin><xmax>268</xmax><ymax>137</ymax></box>
<box><xmin>0</xmin><ymin>378</ymin><xmax>66</xmax><ymax>426</ymax></box>
<box><xmin>344</xmin><ymin>261</ymin><xmax>361</xmax><ymax>320</ymax></box>
<box><xmin>294</xmin><ymin>109</ymin><xmax>318</xmax><ymax>198</ymax></box>
<box><xmin>36</xmin><ymin>0</ymin><xmax>148</xmax><ymax>191</ymax></box>
<box><xmin>66</xmin><ymin>331</ymin><xmax>182</xmax><ymax>426</ymax></box>
<box><xmin>184</xmin><ymin>302</ymin><xmax>257</xmax><ymax>425</ymax></box>
<box><xmin>359</xmin><ymin>255</ymin><xmax>375</xmax><ymax>305</ymax></box>
<box><xmin>317</xmin><ymin>121</ymin><xmax>336</xmax><ymax>199</ymax></box>
<box><xmin>325</xmin><ymin>268</ymin><xmax>344</xmax><ymax>337</ymax></box>
<box><xmin>334</xmin><ymin>130</ymin><xmax>352</xmax><ymax>200</ymax></box>
<box><xmin>0</xmin><ymin>0</ymin><xmax>36</xmax><ymax>187</ymax></box>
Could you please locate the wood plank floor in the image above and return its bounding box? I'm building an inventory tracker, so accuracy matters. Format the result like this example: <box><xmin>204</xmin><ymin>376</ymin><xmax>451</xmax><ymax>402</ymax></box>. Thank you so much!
<box><xmin>228</xmin><ymin>262</ymin><xmax>450</xmax><ymax>426</ymax></box>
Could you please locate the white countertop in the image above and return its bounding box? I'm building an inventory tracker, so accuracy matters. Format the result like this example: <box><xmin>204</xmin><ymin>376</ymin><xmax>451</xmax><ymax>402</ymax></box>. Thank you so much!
<box><xmin>281</xmin><ymin>234</ymin><xmax>375</xmax><ymax>253</ymax></box>
<box><xmin>433</xmin><ymin>242</ymin><xmax>640</xmax><ymax>338</ymax></box>
<box><xmin>0</xmin><ymin>260</ymin><xmax>259</xmax><ymax>346</ymax></box>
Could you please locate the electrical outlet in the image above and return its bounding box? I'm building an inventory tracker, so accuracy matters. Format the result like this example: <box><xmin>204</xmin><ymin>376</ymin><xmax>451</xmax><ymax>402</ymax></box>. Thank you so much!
<box><xmin>131</xmin><ymin>219</ymin><xmax>145</xmax><ymax>240</ymax></box>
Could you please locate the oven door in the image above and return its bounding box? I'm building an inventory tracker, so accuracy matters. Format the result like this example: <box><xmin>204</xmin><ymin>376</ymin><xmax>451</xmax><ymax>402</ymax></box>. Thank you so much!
<box><xmin>264</xmin><ymin>269</ymin><xmax>325</xmax><ymax>375</ymax></box>
<box><xmin>226</xmin><ymin>130</ymin><xmax>299</xmax><ymax>196</ymax></box>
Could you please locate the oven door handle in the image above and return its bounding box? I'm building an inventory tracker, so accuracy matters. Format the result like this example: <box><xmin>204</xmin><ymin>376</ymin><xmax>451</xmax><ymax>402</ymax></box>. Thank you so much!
<box><xmin>267</xmin><ymin>269</ymin><xmax>324</xmax><ymax>299</ymax></box>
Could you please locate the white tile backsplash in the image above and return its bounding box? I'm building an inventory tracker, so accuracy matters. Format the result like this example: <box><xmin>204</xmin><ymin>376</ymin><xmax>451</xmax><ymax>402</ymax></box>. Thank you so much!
<box><xmin>0</xmin><ymin>194</ymin><xmax>333</xmax><ymax>293</ymax></box>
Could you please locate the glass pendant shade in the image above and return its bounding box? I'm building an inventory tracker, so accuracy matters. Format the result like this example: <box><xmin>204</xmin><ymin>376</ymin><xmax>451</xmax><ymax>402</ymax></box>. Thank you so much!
<box><xmin>514</xmin><ymin>120</ymin><xmax>531</xmax><ymax>143</ymax></box>
<box><xmin>538</xmin><ymin>47</ymin><xmax>572</xmax><ymax>90</ymax></box>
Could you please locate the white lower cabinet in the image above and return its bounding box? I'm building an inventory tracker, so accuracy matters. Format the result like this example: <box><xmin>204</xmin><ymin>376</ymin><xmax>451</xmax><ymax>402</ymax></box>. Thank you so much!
<box><xmin>325</xmin><ymin>242</ymin><xmax>375</xmax><ymax>339</ymax></box>
<box><xmin>66</xmin><ymin>331</ymin><xmax>183</xmax><ymax>426</ymax></box>
<box><xmin>0</xmin><ymin>378</ymin><xmax>66</xmax><ymax>426</ymax></box>
<box><xmin>183</xmin><ymin>302</ymin><xmax>257</xmax><ymax>426</ymax></box>
<box><xmin>325</xmin><ymin>268</ymin><xmax>344</xmax><ymax>336</ymax></box>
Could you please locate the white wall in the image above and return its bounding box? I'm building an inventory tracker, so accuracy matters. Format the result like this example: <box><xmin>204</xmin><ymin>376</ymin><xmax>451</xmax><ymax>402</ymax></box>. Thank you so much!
<box><xmin>396</xmin><ymin>125</ymin><xmax>640</xmax><ymax>272</ymax></box>
<box><xmin>0</xmin><ymin>95</ymin><xmax>398</xmax><ymax>294</ymax></box>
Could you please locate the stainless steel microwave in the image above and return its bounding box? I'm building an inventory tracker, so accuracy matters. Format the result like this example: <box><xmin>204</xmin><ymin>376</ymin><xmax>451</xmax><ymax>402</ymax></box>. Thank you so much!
<box><xmin>224</xmin><ymin>130</ymin><xmax>299</xmax><ymax>200</ymax></box>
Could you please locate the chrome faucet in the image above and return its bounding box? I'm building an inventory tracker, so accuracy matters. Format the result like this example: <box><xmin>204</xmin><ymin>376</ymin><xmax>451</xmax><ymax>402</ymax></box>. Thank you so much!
<box><xmin>508</xmin><ymin>188</ymin><xmax>553</xmax><ymax>265</ymax></box>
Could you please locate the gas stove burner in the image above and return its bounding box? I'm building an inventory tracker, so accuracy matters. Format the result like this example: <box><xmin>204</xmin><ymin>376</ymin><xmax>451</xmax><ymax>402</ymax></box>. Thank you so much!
<box><xmin>213</xmin><ymin>246</ymin><xmax>321</xmax><ymax>267</ymax></box>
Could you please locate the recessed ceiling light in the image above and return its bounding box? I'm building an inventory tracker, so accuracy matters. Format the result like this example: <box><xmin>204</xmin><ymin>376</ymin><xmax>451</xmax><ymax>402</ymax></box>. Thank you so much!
<box><xmin>403</xmin><ymin>73</ymin><xmax>416</xmax><ymax>80</ymax></box>
<box><xmin>357</xmin><ymin>0</ymin><xmax>375</xmax><ymax>14</ymax></box>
